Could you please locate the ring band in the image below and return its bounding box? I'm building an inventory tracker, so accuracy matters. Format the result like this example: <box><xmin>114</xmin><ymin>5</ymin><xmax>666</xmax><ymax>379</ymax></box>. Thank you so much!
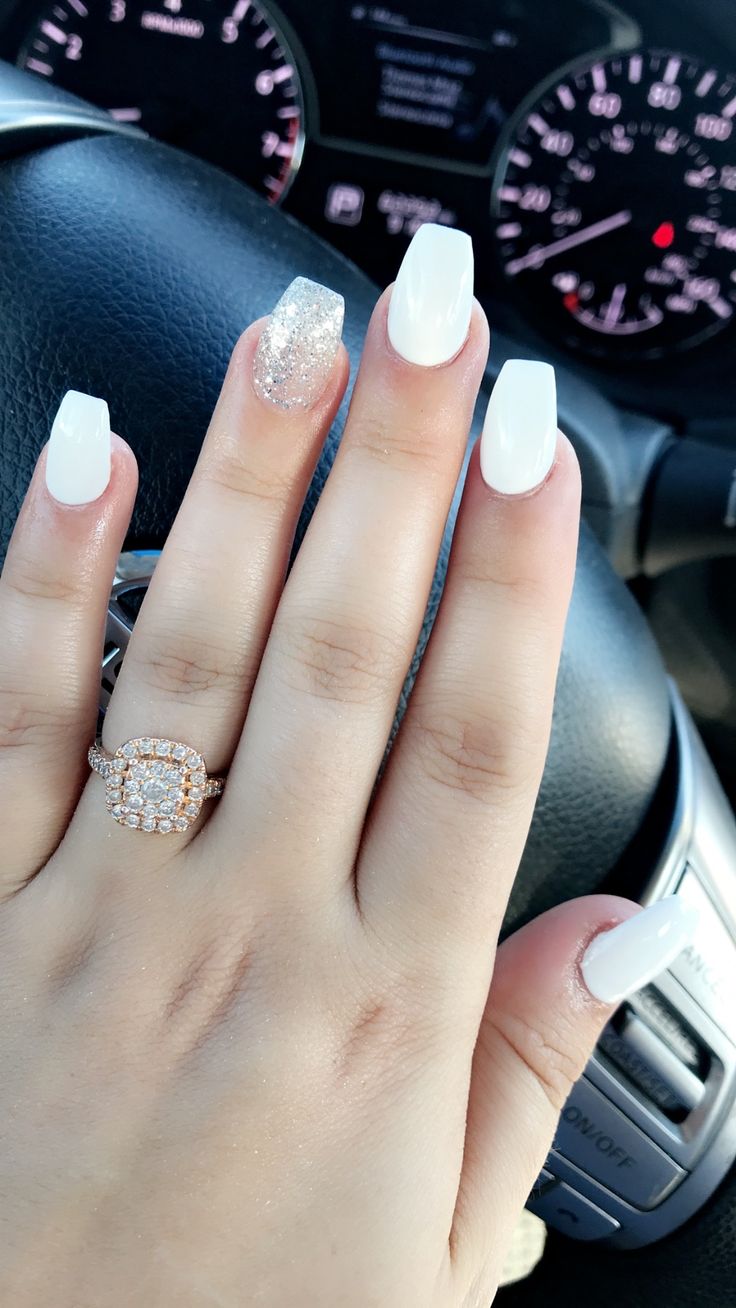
<box><xmin>88</xmin><ymin>737</ymin><xmax>225</xmax><ymax>833</ymax></box>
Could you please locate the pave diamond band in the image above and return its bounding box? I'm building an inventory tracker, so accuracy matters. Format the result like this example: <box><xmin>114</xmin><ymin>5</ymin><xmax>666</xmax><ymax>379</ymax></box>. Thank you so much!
<box><xmin>88</xmin><ymin>738</ymin><xmax>225</xmax><ymax>833</ymax></box>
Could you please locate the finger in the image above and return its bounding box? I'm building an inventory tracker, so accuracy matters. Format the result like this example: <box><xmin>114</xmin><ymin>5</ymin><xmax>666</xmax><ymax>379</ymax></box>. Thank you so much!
<box><xmin>214</xmin><ymin>225</ymin><xmax>487</xmax><ymax>902</ymax></box>
<box><xmin>82</xmin><ymin>278</ymin><xmax>347</xmax><ymax>843</ymax></box>
<box><xmin>0</xmin><ymin>392</ymin><xmax>137</xmax><ymax>893</ymax></box>
<box><xmin>358</xmin><ymin>363</ymin><xmax>579</xmax><ymax>970</ymax></box>
<box><xmin>450</xmin><ymin>895</ymin><xmax>698</xmax><ymax>1296</ymax></box>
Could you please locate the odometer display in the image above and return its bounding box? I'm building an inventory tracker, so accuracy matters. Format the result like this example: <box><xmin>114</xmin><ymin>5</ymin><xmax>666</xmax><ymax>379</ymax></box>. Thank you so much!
<box><xmin>494</xmin><ymin>50</ymin><xmax>736</xmax><ymax>356</ymax></box>
<box><xmin>19</xmin><ymin>0</ymin><xmax>304</xmax><ymax>203</ymax></box>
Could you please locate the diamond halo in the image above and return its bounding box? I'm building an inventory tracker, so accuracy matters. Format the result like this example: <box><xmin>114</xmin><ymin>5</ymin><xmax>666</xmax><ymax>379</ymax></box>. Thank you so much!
<box><xmin>89</xmin><ymin>737</ymin><xmax>224</xmax><ymax>834</ymax></box>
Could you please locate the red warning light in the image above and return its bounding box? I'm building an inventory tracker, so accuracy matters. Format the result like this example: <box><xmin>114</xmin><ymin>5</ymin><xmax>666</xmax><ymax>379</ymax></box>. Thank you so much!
<box><xmin>652</xmin><ymin>221</ymin><xmax>675</xmax><ymax>249</ymax></box>
<box><xmin>563</xmin><ymin>291</ymin><xmax>580</xmax><ymax>312</ymax></box>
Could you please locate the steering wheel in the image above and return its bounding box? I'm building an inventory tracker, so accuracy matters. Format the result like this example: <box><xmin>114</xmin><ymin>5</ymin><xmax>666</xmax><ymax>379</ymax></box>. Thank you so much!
<box><xmin>0</xmin><ymin>61</ymin><xmax>734</xmax><ymax>1307</ymax></box>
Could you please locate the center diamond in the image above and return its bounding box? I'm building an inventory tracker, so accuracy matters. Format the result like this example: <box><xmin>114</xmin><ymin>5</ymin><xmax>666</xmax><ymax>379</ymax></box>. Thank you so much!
<box><xmin>141</xmin><ymin>777</ymin><xmax>168</xmax><ymax>804</ymax></box>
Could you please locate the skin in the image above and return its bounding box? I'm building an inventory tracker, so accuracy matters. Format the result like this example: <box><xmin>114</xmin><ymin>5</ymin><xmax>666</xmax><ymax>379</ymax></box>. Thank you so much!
<box><xmin>0</xmin><ymin>290</ymin><xmax>638</xmax><ymax>1306</ymax></box>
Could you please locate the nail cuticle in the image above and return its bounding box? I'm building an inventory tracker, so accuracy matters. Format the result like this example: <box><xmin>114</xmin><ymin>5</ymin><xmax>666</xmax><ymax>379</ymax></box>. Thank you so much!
<box><xmin>580</xmin><ymin>896</ymin><xmax>700</xmax><ymax>1005</ymax></box>
<box><xmin>480</xmin><ymin>444</ymin><xmax>560</xmax><ymax>502</ymax></box>
<box><xmin>387</xmin><ymin>223</ymin><xmax>474</xmax><ymax>369</ymax></box>
<box><xmin>384</xmin><ymin>320</ymin><xmax>471</xmax><ymax>373</ymax></box>
<box><xmin>480</xmin><ymin>360</ymin><xmax>558</xmax><ymax>497</ymax></box>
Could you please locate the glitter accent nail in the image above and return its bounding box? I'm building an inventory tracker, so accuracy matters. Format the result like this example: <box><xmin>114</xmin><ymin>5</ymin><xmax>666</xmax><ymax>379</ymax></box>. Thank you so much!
<box><xmin>253</xmin><ymin>276</ymin><xmax>345</xmax><ymax>410</ymax></box>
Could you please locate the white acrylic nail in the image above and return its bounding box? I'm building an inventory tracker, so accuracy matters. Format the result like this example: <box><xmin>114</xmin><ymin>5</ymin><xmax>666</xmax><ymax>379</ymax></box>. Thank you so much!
<box><xmin>45</xmin><ymin>390</ymin><xmax>111</xmax><ymax>506</ymax></box>
<box><xmin>387</xmin><ymin>223</ymin><xmax>474</xmax><ymax>367</ymax></box>
<box><xmin>581</xmin><ymin>896</ymin><xmax>700</xmax><ymax>1005</ymax></box>
<box><xmin>480</xmin><ymin>359</ymin><xmax>557</xmax><ymax>495</ymax></box>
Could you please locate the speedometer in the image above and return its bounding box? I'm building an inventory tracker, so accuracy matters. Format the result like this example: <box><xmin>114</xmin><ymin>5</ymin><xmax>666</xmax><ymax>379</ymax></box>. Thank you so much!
<box><xmin>18</xmin><ymin>0</ymin><xmax>304</xmax><ymax>203</ymax></box>
<box><xmin>494</xmin><ymin>50</ymin><xmax>736</xmax><ymax>357</ymax></box>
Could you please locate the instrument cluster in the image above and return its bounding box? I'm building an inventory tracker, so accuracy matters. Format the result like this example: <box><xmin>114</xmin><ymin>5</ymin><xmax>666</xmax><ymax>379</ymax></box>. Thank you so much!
<box><xmin>3</xmin><ymin>0</ymin><xmax>736</xmax><ymax>392</ymax></box>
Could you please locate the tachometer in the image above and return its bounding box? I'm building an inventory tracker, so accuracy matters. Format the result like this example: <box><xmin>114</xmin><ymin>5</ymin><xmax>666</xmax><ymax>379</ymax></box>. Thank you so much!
<box><xmin>18</xmin><ymin>0</ymin><xmax>304</xmax><ymax>203</ymax></box>
<box><xmin>494</xmin><ymin>50</ymin><xmax>736</xmax><ymax>356</ymax></box>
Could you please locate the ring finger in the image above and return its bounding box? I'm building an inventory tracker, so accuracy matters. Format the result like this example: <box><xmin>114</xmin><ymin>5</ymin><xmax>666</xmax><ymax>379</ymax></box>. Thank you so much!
<box><xmin>74</xmin><ymin>278</ymin><xmax>348</xmax><ymax>847</ymax></box>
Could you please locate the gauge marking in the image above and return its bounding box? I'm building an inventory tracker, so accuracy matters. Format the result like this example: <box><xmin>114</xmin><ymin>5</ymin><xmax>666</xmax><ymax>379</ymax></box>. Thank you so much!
<box><xmin>602</xmin><ymin>282</ymin><xmax>626</xmax><ymax>328</ymax></box>
<box><xmin>663</xmin><ymin>57</ymin><xmax>681</xmax><ymax>86</ymax></box>
<box><xmin>495</xmin><ymin>49</ymin><xmax>736</xmax><ymax>356</ymax></box>
<box><xmin>40</xmin><ymin>20</ymin><xmax>67</xmax><ymax>44</ymax></box>
<box><xmin>109</xmin><ymin>106</ymin><xmax>143</xmax><ymax>121</ymax></box>
<box><xmin>696</xmin><ymin>70</ymin><xmax>717</xmax><ymax>98</ymax></box>
<box><xmin>528</xmin><ymin>113</ymin><xmax>549</xmax><ymax>136</ymax></box>
<box><xmin>18</xmin><ymin>0</ymin><xmax>304</xmax><ymax>205</ymax></box>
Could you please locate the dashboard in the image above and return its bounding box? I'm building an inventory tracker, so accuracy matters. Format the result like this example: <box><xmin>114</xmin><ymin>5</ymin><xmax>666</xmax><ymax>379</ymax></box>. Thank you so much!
<box><xmin>1</xmin><ymin>0</ymin><xmax>736</xmax><ymax>426</ymax></box>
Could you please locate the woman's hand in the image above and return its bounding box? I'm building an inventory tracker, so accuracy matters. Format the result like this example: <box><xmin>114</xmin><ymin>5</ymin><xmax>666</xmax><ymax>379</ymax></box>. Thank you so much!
<box><xmin>0</xmin><ymin>225</ymin><xmax>696</xmax><ymax>1307</ymax></box>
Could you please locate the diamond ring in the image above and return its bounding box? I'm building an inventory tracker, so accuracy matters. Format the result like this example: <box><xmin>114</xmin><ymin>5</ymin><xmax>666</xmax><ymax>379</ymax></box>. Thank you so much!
<box><xmin>88</xmin><ymin>737</ymin><xmax>225</xmax><ymax>833</ymax></box>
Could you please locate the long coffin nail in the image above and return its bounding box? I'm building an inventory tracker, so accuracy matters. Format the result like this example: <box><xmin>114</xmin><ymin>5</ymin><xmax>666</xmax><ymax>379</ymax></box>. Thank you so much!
<box><xmin>387</xmin><ymin>223</ymin><xmax>474</xmax><ymax>367</ymax></box>
<box><xmin>581</xmin><ymin>897</ymin><xmax>700</xmax><ymax>1005</ymax></box>
<box><xmin>45</xmin><ymin>390</ymin><xmax>111</xmax><ymax>506</ymax></box>
<box><xmin>253</xmin><ymin>276</ymin><xmax>344</xmax><ymax>410</ymax></box>
<box><xmin>480</xmin><ymin>359</ymin><xmax>557</xmax><ymax>495</ymax></box>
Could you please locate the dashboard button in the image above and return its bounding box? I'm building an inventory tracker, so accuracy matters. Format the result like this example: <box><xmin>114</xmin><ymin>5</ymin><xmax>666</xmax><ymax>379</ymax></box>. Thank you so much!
<box><xmin>671</xmin><ymin>871</ymin><xmax>736</xmax><ymax>1043</ymax></box>
<box><xmin>555</xmin><ymin>1079</ymin><xmax>685</xmax><ymax>1208</ymax></box>
<box><xmin>527</xmin><ymin>1180</ymin><xmax>620</xmax><ymax>1241</ymax></box>
<box><xmin>635</xmin><ymin>985</ymin><xmax>702</xmax><ymax>1069</ymax></box>
<box><xmin>600</xmin><ymin>1011</ymin><xmax>705</xmax><ymax>1114</ymax></box>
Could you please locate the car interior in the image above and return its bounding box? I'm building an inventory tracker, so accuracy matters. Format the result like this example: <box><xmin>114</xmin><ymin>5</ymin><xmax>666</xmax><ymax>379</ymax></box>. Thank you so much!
<box><xmin>0</xmin><ymin>0</ymin><xmax>734</xmax><ymax>1302</ymax></box>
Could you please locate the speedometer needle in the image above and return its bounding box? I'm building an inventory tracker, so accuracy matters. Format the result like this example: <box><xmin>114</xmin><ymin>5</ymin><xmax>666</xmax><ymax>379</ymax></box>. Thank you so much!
<box><xmin>504</xmin><ymin>209</ymin><xmax>633</xmax><ymax>276</ymax></box>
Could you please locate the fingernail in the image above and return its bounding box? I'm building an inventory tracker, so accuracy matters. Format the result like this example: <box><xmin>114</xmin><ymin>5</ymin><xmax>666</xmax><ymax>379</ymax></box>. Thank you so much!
<box><xmin>581</xmin><ymin>897</ymin><xmax>700</xmax><ymax>1005</ymax></box>
<box><xmin>253</xmin><ymin>276</ymin><xmax>344</xmax><ymax>410</ymax></box>
<box><xmin>480</xmin><ymin>359</ymin><xmax>557</xmax><ymax>495</ymax></box>
<box><xmin>45</xmin><ymin>390</ymin><xmax>111</xmax><ymax>506</ymax></box>
<box><xmin>387</xmin><ymin>223</ymin><xmax>474</xmax><ymax>367</ymax></box>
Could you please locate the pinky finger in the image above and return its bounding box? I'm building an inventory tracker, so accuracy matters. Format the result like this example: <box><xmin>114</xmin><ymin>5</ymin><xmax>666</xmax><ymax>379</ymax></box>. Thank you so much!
<box><xmin>450</xmin><ymin>894</ymin><xmax>698</xmax><ymax>1299</ymax></box>
<box><xmin>0</xmin><ymin>392</ymin><xmax>137</xmax><ymax>894</ymax></box>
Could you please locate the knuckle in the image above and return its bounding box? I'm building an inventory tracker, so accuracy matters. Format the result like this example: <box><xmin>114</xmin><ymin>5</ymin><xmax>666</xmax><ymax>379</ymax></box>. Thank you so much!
<box><xmin>333</xmin><ymin>983</ymin><xmax>440</xmax><ymax>1086</ymax></box>
<box><xmin>459</xmin><ymin>560</ymin><xmax>551</xmax><ymax>618</ymax></box>
<box><xmin>0</xmin><ymin>690</ymin><xmax>76</xmax><ymax>755</ymax></box>
<box><xmin>344</xmin><ymin>414</ymin><xmax>448</xmax><ymax>477</ymax></box>
<box><xmin>277</xmin><ymin>611</ymin><xmax>403</xmax><ymax>706</ymax></box>
<box><xmin>486</xmin><ymin>1007</ymin><xmax>584</xmax><ymax>1115</ymax></box>
<box><xmin>408</xmin><ymin>702</ymin><xmax>537</xmax><ymax>805</ymax></box>
<box><xmin>197</xmin><ymin>449</ymin><xmax>293</xmax><ymax>512</ymax></box>
<box><xmin>132</xmin><ymin>629</ymin><xmax>243</xmax><ymax>704</ymax></box>
<box><xmin>2</xmin><ymin>558</ymin><xmax>84</xmax><ymax>607</ymax></box>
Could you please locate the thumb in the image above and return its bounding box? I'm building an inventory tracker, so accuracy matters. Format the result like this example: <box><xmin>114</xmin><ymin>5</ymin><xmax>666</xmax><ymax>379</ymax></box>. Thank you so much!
<box><xmin>450</xmin><ymin>894</ymin><xmax>698</xmax><ymax>1294</ymax></box>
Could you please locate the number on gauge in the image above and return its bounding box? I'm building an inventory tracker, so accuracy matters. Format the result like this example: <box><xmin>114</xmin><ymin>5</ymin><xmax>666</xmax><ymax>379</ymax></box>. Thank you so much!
<box><xmin>494</xmin><ymin>50</ymin><xmax>736</xmax><ymax>355</ymax></box>
<box><xmin>18</xmin><ymin>0</ymin><xmax>304</xmax><ymax>203</ymax></box>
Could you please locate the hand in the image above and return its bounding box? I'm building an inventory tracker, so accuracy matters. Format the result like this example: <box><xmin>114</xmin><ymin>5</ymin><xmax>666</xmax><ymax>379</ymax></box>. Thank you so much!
<box><xmin>0</xmin><ymin>225</ymin><xmax>695</xmax><ymax>1307</ymax></box>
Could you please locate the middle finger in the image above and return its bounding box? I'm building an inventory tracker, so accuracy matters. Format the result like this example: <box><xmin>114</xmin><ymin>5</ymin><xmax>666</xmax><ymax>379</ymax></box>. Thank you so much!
<box><xmin>73</xmin><ymin>278</ymin><xmax>348</xmax><ymax>846</ymax></box>
<box><xmin>214</xmin><ymin>225</ymin><xmax>488</xmax><ymax>900</ymax></box>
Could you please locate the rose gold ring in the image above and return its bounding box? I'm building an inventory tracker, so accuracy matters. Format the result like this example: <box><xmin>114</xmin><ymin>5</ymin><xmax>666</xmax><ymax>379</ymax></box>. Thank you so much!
<box><xmin>88</xmin><ymin>737</ymin><xmax>225</xmax><ymax>834</ymax></box>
